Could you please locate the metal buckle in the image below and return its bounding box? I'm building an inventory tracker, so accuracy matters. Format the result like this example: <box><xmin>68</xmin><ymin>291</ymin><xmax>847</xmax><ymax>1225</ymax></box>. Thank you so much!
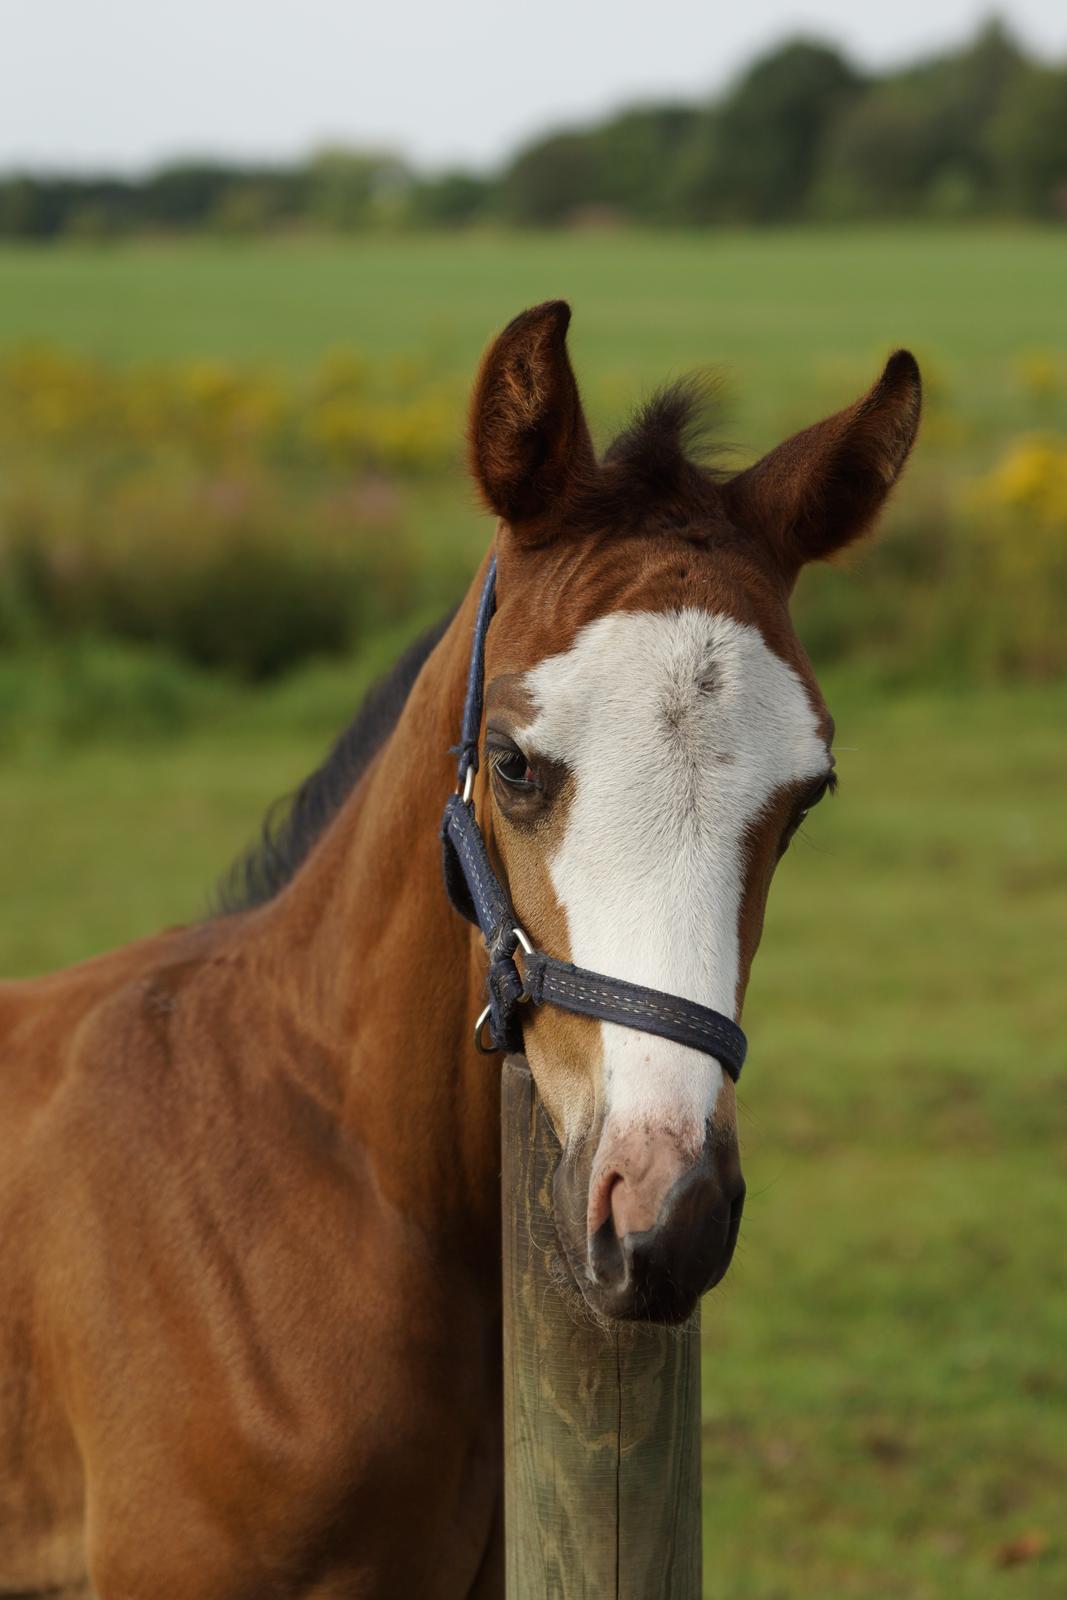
<box><xmin>473</xmin><ymin>926</ymin><xmax>536</xmax><ymax>1054</ymax></box>
<box><xmin>460</xmin><ymin>765</ymin><xmax>475</xmax><ymax>805</ymax></box>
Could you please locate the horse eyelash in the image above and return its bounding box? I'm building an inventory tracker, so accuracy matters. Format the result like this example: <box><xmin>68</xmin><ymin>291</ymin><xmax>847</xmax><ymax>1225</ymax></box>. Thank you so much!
<box><xmin>487</xmin><ymin>747</ymin><xmax>534</xmax><ymax>784</ymax></box>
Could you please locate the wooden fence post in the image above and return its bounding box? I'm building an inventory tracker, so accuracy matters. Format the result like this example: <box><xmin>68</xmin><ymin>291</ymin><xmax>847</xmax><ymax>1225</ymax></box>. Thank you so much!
<box><xmin>501</xmin><ymin>1057</ymin><xmax>702</xmax><ymax>1599</ymax></box>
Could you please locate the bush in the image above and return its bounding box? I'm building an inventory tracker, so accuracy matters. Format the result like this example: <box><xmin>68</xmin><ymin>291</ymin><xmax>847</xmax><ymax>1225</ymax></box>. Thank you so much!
<box><xmin>2</xmin><ymin>341</ymin><xmax>1065</xmax><ymax>700</ymax></box>
<box><xmin>0</xmin><ymin>641</ymin><xmax>226</xmax><ymax>745</ymax></box>
<box><xmin>965</xmin><ymin>435</ymin><xmax>1067</xmax><ymax>676</ymax></box>
<box><xmin>0</xmin><ymin>467</ymin><xmax>416</xmax><ymax>679</ymax></box>
<box><xmin>0</xmin><ymin>345</ymin><xmax>459</xmax><ymax>475</ymax></box>
<box><xmin>0</xmin><ymin>346</ymin><xmax>447</xmax><ymax>678</ymax></box>
<box><xmin>791</xmin><ymin>426</ymin><xmax>1067</xmax><ymax>685</ymax></box>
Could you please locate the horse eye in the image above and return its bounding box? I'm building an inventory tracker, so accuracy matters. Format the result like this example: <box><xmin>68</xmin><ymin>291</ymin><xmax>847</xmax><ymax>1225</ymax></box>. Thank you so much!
<box><xmin>800</xmin><ymin>772</ymin><xmax>835</xmax><ymax>816</ymax></box>
<box><xmin>780</xmin><ymin>772</ymin><xmax>835</xmax><ymax>855</ymax></box>
<box><xmin>492</xmin><ymin>747</ymin><xmax>537</xmax><ymax>790</ymax></box>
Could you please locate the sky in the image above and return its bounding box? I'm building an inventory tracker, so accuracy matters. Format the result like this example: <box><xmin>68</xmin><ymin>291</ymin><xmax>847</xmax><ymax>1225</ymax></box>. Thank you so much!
<box><xmin>5</xmin><ymin>0</ymin><xmax>1067</xmax><ymax>175</ymax></box>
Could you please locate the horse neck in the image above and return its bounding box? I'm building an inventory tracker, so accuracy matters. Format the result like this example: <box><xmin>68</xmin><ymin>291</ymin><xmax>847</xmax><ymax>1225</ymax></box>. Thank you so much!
<box><xmin>252</xmin><ymin>566</ymin><xmax>501</xmax><ymax>1266</ymax></box>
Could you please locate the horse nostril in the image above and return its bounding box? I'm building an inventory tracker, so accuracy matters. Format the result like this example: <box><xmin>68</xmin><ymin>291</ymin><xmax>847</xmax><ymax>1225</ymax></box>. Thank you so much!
<box><xmin>589</xmin><ymin>1160</ymin><xmax>745</xmax><ymax>1310</ymax></box>
<box><xmin>581</xmin><ymin>1137</ymin><xmax>746</xmax><ymax>1320</ymax></box>
<box><xmin>589</xmin><ymin>1212</ymin><xmax>626</xmax><ymax>1288</ymax></box>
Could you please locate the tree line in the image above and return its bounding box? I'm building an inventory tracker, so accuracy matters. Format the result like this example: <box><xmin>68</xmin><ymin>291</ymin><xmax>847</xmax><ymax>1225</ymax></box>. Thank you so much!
<box><xmin>3</xmin><ymin>21</ymin><xmax>1065</xmax><ymax>237</ymax></box>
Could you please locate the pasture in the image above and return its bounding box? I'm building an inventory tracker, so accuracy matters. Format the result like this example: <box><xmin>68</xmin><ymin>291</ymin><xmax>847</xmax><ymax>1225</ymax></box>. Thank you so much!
<box><xmin>1</xmin><ymin>227</ymin><xmax>1064</xmax><ymax>1595</ymax></box>
<box><xmin>2</xmin><ymin>227</ymin><xmax>1065</xmax><ymax>446</ymax></box>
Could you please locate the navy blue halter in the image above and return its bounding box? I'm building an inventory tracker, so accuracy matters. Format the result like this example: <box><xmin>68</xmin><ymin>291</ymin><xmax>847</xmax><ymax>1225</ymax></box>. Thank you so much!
<box><xmin>440</xmin><ymin>556</ymin><xmax>748</xmax><ymax>1082</ymax></box>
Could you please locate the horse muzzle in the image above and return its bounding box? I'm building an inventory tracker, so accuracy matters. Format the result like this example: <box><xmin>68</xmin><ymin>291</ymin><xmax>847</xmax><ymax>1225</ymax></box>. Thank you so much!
<box><xmin>554</xmin><ymin>1123</ymin><xmax>746</xmax><ymax>1325</ymax></box>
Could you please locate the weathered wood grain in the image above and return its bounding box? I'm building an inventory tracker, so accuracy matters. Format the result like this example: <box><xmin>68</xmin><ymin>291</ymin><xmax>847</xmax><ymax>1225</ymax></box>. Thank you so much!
<box><xmin>502</xmin><ymin>1057</ymin><xmax>701</xmax><ymax>1600</ymax></box>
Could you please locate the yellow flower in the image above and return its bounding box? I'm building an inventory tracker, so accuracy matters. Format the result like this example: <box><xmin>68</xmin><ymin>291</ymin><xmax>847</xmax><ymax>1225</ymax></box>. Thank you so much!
<box><xmin>1015</xmin><ymin>351</ymin><xmax>1063</xmax><ymax>403</ymax></box>
<box><xmin>981</xmin><ymin>436</ymin><xmax>1067</xmax><ymax>527</ymax></box>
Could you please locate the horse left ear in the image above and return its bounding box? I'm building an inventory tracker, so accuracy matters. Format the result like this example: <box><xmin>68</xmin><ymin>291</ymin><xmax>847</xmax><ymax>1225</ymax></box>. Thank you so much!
<box><xmin>724</xmin><ymin>351</ymin><xmax>921</xmax><ymax>582</ymax></box>
<box><xmin>468</xmin><ymin>300</ymin><xmax>595</xmax><ymax>540</ymax></box>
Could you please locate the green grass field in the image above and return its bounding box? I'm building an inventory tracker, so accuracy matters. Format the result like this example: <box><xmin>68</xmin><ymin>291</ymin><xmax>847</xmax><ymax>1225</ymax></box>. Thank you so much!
<box><xmin>1</xmin><ymin>229</ymin><xmax>1065</xmax><ymax>1596</ymax></box>
<box><xmin>2</xmin><ymin>227</ymin><xmax>1065</xmax><ymax>447</ymax></box>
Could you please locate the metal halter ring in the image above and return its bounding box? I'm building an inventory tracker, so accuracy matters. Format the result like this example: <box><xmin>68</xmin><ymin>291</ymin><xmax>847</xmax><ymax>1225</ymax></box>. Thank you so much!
<box><xmin>473</xmin><ymin>1008</ymin><xmax>495</xmax><ymax>1054</ymax></box>
<box><xmin>473</xmin><ymin>926</ymin><xmax>535</xmax><ymax>1054</ymax></box>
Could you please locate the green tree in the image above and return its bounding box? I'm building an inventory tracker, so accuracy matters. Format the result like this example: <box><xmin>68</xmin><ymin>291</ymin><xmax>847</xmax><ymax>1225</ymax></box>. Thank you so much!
<box><xmin>589</xmin><ymin>105</ymin><xmax>701</xmax><ymax>221</ymax></box>
<box><xmin>142</xmin><ymin>164</ymin><xmax>237</xmax><ymax>227</ymax></box>
<box><xmin>990</xmin><ymin>64</ymin><xmax>1067</xmax><ymax>216</ymax></box>
<box><xmin>680</xmin><ymin>39</ymin><xmax>862</xmax><ymax>222</ymax></box>
<box><xmin>496</xmin><ymin>130</ymin><xmax>605</xmax><ymax>224</ymax></box>
<box><xmin>305</xmin><ymin>148</ymin><xmax>412</xmax><ymax>230</ymax></box>
<box><xmin>498</xmin><ymin>105</ymin><xmax>701</xmax><ymax>225</ymax></box>
<box><xmin>0</xmin><ymin>177</ymin><xmax>54</xmax><ymax>237</ymax></box>
<box><xmin>410</xmin><ymin>170</ymin><xmax>491</xmax><ymax>226</ymax></box>
<box><xmin>816</xmin><ymin>19</ymin><xmax>1029</xmax><ymax>217</ymax></box>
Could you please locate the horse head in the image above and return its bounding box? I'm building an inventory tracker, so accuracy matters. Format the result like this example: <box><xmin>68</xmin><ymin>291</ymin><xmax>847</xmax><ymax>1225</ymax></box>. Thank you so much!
<box><xmin>464</xmin><ymin>301</ymin><xmax>920</xmax><ymax>1324</ymax></box>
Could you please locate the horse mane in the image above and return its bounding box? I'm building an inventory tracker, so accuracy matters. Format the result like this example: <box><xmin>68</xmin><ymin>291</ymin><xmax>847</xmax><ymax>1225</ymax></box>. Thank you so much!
<box><xmin>214</xmin><ymin>612</ymin><xmax>454</xmax><ymax>915</ymax></box>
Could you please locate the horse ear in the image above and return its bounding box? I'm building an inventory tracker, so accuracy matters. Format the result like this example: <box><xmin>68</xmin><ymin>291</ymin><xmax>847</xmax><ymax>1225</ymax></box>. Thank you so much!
<box><xmin>468</xmin><ymin>300</ymin><xmax>595</xmax><ymax>538</ymax></box>
<box><xmin>725</xmin><ymin>351</ymin><xmax>921</xmax><ymax>583</ymax></box>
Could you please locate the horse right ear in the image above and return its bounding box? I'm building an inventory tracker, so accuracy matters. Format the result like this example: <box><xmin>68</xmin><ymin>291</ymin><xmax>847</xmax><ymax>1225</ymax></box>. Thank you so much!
<box><xmin>468</xmin><ymin>301</ymin><xmax>596</xmax><ymax>540</ymax></box>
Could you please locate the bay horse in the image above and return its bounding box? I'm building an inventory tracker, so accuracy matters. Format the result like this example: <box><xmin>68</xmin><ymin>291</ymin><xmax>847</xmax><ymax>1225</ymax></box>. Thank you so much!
<box><xmin>0</xmin><ymin>302</ymin><xmax>920</xmax><ymax>1597</ymax></box>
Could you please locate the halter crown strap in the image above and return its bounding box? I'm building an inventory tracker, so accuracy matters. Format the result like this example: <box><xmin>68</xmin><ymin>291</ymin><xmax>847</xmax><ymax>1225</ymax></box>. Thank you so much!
<box><xmin>455</xmin><ymin>553</ymin><xmax>498</xmax><ymax>792</ymax></box>
<box><xmin>440</xmin><ymin>558</ymin><xmax>748</xmax><ymax>1082</ymax></box>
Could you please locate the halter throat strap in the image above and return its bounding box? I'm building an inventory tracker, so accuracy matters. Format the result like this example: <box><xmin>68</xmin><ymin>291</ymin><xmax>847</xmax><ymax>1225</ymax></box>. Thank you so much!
<box><xmin>440</xmin><ymin>556</ymin><xmax>748</xmax><ymax>1083</ymax></box>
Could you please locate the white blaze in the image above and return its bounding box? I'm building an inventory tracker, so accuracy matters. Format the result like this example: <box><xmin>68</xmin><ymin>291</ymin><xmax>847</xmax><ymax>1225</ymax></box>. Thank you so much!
<box><xmin>520</xmin><ymin>608</ymin><xmax>827</xmax><ymax>1142</ymax></box>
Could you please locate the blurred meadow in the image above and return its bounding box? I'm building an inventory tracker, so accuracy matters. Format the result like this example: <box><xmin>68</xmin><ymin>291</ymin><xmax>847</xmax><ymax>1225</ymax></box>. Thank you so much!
<box><xmin>1</xmin><ymin>223</ymin><xmax>1065</xmax><ymax>1595</ymax></box>
<box><xmin>2</xmin><ymin>226</ymin><xmax>1066</xmax><ymax>703</ymax></box>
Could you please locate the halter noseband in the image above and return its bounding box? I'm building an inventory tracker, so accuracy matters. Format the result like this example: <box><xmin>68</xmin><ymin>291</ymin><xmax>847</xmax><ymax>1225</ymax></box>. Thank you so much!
<box><xmin>440</xmin><ymin>555</ymin><xmax>748</xmax><ymax>1082</ymax></box>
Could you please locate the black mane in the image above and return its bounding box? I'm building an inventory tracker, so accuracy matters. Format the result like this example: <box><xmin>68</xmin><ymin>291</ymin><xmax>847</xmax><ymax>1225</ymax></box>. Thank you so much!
<box><xmin>215</xmin><ymin>612</ymin><xmax>453</xmax><ymax>915</ymax></box>
<box><xmin>570</xmin><ymin>374</ymin><xmax>730</xmax><ymax>541</ymax></box>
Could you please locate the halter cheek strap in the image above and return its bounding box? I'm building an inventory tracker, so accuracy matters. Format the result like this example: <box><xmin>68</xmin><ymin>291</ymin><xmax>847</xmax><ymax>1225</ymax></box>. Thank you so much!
<box><xmin>440</xmin><ymin>556</ymin><xmax>748</xmax><ymax>1083</ymax></box>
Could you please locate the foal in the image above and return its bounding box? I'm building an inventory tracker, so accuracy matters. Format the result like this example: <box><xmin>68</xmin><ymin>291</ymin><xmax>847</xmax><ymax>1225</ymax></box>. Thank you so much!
<box><xmin>0</xmin><ymin>302</ymin><xmax>919</xmax><ymax>1597</ymax></box>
